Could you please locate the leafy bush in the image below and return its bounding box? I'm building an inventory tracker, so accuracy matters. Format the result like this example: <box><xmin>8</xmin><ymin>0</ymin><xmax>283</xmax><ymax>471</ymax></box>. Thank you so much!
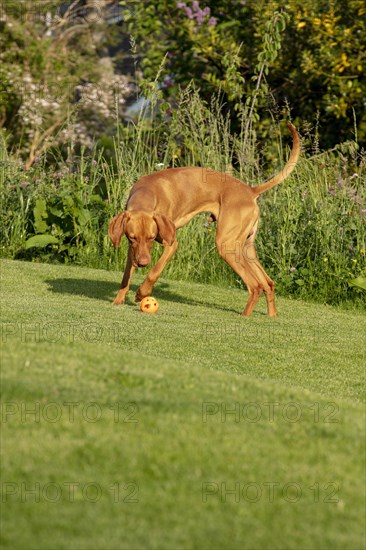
<box><xmin>121</xmin><ymin>0</ymin><xmax>366</xmax><ymax>148</ymax></box>
<box><xmin>0</xmin><ymin>0</ymin><xmax>132</xmax><ymax>167</ymax></box>
<box><xmin>1</xmin><ymin>87</ymin><xmax>365</xmax><ymax>308</ymax></box>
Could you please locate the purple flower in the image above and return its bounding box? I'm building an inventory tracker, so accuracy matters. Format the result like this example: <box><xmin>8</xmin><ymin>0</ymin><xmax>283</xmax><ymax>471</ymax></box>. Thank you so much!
<box><xmin>196</xmin><ymin>10</ymin><xmax>204</xmax><ymax>24</ymax></box>
<box><xmin>20</xmin><ymin>181</ymin><xmax>29</xmax><ymax>188</ymax></box>
<box><xmin>179</xmin><ymin>2</ymin><xmax>214</xmax><ymax>26</ymax></box>
<box><xmin>336</xmin><ymin>178</ymin><xmax>344</xmax><ymax>186</ymax></box>
<box><xmin>361</xmin><ymin>209</ymin><xmax>366</xmax><ymax>215</ymax></box>
<box><xmin>185</xmin><ymin>6</ymin><xmax>193</xmax><ymax>18</ymax></box>
<box><xmin>329</xmin><ymin>187</ymin><xmax>335</xmax><ymax>196</ymax></box>
<box><xmin>92</xmin><ymin>160</ymin><xmax>97</xmax><ymax>165</ymax></box>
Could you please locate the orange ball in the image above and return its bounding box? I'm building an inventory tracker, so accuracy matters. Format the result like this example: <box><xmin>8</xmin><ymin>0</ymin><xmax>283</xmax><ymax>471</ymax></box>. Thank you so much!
<box><xmin>139</xmin><ymin>296</ymin><xmax>159</xmax><ymax>313</ymax></box>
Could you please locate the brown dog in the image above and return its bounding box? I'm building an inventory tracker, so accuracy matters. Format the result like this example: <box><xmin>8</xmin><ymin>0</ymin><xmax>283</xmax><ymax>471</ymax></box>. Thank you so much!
<box><xmin>109</xmin><ymin>123</ymin><xmax>300</xmax><ymax>316</ymax></box>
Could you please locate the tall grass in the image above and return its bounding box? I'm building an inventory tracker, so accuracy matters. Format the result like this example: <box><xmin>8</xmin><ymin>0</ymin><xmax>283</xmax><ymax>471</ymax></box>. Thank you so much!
<box><xmin>0</xmin><ymin>88</ymin><xmax>365</xmax><ymax>307</ymax></box>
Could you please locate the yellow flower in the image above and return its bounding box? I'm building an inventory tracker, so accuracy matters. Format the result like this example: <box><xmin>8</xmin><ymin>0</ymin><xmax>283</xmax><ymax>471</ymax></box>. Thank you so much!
<box><xmin>297</xmin><ymin>21</ymin><xmax>306</xmax><ymax>28</ymax></box>
<box><xmin>323</xmin><ymin>257</ymin><xmax>328</xmax><ymax>263</ymax></box>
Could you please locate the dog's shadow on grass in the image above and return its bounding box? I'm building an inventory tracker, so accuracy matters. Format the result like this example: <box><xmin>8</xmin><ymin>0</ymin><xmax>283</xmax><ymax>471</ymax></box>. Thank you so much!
<box><xmin>45</xmin><ymin>277</ymin><xmax>248</xmax><ymax>315</ymax></box>
<box><xmin>46</xmin><ymin>278</ymin><xmax>119</xmax><ymax>302</ymax></box>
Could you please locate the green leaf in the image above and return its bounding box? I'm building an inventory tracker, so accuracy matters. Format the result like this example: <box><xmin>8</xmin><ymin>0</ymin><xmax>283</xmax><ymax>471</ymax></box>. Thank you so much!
<box><xmin>33</xmin><ymin>198</ymin><xmax>49</xmax><ymax>233</ymax></box>
<box><xmin>295</xmin><ymin>279</ymin><xmax>305</xmax><ymax>286</ymax></box>
<box><xmin>90</xmin><ymin>194</ymin><xmax>107</xmax><ymax>205</ymax></box>
<box><xmin>348</xmin><ymin>277</ymin><xmax>366</xmax><ymax>291</ymax></box>
<box><xmin>25</xmin><ymin>235</ymin><xmax>59</xmax><ymax>249</ymax></box>
<box><xmin>77</xmin><ymin>208</ymin><xmax>91</xmax><ymax>226</ymax></box>
<box><xmin>49</xmin><ymin>206</ymin><xmax>65</xmax><ymax>218</ymax></box>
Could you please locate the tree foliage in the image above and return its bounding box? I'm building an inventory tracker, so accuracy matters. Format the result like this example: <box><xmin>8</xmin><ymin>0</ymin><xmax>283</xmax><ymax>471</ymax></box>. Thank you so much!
<box><xmin>0</xmin><ymin>0</ymin><xmax>132</xmax><ymax>167</ymax></box>
<box><xmin>121</xmin><ymin>0</ymin><xmax>366</xmax><ymax>148</ymax></box>
<box><xmin>1</xmin><ymin>0</ymin><xmax>364</xmax><ymax>161</ymax></box>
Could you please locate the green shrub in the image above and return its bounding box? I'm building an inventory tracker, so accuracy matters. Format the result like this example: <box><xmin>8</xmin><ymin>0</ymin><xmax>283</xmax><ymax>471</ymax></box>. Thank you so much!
<box><xmin>1</xmin><ymin>89</ymin><xmax>365</xmax><ymax>308</ymax></box>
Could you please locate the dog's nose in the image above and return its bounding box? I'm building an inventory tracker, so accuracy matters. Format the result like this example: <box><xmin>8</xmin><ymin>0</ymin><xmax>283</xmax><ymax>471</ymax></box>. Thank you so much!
<box><xmin>138</xmin><ymin>258</ymin><xmax>150</xmax><ymax>267</ymax></box>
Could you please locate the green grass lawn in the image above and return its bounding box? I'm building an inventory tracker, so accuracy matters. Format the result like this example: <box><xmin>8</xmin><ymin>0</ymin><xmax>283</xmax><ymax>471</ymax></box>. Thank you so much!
<box><xmin>1</xmin><ymin>259</ymin><xmax>365</xmax><ymax>550</ymax></box>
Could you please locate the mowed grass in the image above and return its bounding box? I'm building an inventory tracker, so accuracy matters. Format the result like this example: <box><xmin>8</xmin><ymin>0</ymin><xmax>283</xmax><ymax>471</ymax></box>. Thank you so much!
<box><xmin>0</xmin><ymin>259</ymin><xmax>365</xmax><ymax>550</ymax></box>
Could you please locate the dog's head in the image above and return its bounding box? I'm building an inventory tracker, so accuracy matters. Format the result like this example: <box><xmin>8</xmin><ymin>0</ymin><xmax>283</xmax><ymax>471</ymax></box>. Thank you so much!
<box><xmin>108</xmin><ymin>211</ymin><xmax>176</xmax><ymax>268</ymax></box>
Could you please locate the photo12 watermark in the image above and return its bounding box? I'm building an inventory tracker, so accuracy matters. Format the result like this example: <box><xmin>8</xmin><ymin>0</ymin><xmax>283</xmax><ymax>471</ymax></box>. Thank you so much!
<box><xmin>201</xmin><ymin>321</ymin><xmax>340</xmax><ymax>344</ymax></box>
<box><xmin>0</xmin><ymin>1</ymin><xmax>134</xmax><ymax>26</ymax></box>
<box><xmin>0</xmin><ymin>80</ymin><xmax>131</xmax><ymax>107</ymax></box>
<box><xmin>1</xmin><ymin>321</ymin><xmax>137</xmax><ymax>345</ymax></box>
<box><xmin>202</xmin><ymin>481</ymin><xmax>340</xmax><ymax>504</ymax></box>
<box><xmin>1</xmin><ymin>401</ymin><xmax>139</xmax><ymax>424</ymax></box>
<box><xmin>202</xmin><ymin>401</ymin><xmax>340</xmax><ymax>424</ymax></box>
<box><xmin>2</xmin><ymin>481</ymin><xmax>139</xmax><ymax>503</ymax></box>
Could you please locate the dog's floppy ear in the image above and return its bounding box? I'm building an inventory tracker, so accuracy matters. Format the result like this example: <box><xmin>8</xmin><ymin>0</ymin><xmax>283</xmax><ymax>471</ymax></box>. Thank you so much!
<box><xmin>109</xmin><ymin>212</ymin><xmax>129</xmax><ymax>248</ymax></box>
<box><xmin>153</xmin><ymin>213</ymin><xmax>176</xmax><ymax>245</ymax></box>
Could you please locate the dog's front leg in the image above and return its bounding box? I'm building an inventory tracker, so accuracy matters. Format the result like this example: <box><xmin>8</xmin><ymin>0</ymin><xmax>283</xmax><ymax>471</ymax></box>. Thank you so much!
<box><xmin>113</xmin><ymin>246</ymin><xmax>136</xmax><ymax>305</ymax></box>
<box><xmin>135</xmin><ymin>241</ymin><xmax>178</xmax><ymax>302</ymax></box>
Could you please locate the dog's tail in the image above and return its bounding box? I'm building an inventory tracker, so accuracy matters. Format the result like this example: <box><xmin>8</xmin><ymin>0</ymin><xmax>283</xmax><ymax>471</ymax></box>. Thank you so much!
<box><xmin>252</xmin><ymin>122</ymin><xmax>300</xmax><ymax>197</ymax></box>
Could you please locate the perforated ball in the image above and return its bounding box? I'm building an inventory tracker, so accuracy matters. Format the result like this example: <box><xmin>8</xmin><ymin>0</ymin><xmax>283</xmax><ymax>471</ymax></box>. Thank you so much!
<box><xmin>139</xmin><ymin>296</ymin><xmax>159</xmax><ymax>313</ymax></box>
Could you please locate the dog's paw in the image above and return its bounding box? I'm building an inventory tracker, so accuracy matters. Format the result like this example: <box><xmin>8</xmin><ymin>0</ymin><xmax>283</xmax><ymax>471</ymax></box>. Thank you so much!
<box><xmin>113</xmin><ymin>291</ymin><xmax>126</xmax><ymax>305</ymax></box>
<box><xmin>135</xmin><ymin>289</ymin><xmax>150</xmax><ymax>302</ymax></box>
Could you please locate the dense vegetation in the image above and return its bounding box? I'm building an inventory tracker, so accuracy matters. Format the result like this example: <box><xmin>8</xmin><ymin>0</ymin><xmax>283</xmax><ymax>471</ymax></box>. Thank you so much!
<box><xmin>122</xmin><ymin>0</ymin><xmax>366</xmax><ymax>148</ymax></box>
<box><xmin>0</xmin><ymin>1</ymin><xmax>365</xmax><ymax>307</ymax></box>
